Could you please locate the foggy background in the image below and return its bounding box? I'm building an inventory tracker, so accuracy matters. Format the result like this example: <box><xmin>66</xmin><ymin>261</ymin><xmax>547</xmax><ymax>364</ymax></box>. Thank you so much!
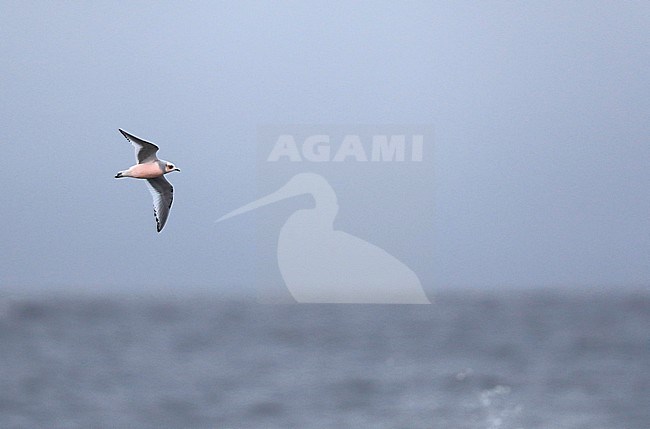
<box><xmin>1</xmin><ymin>1</ymin><xmax>648</xmax><ymax>297</ymax></box>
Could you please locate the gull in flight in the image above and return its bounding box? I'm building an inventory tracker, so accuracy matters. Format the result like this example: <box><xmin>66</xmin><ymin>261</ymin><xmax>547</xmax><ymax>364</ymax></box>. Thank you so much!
<box><xmin>115</xmin><ymin>129</ymin><xmax>180</xmax><ymax>232</ymax></box>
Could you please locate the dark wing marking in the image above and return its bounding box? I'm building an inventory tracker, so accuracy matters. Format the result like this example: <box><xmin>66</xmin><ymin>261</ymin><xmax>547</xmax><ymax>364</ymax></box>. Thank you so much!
<box><xmin>119</xmin><ymin>129</ymin><xmax>160</xmax><ymax>164</ymax></box>
<box><xmin>145</xmin><ymin>176</ymin><xmax>174</xmax><ymax>233</ymax></box>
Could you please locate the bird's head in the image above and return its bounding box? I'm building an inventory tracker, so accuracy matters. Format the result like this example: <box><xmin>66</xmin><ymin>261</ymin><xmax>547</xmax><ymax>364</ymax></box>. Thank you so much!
<box><xmin>165</xmin><ymin>162</ymin><xmax>181</xmax><ymax>173</ymax></box>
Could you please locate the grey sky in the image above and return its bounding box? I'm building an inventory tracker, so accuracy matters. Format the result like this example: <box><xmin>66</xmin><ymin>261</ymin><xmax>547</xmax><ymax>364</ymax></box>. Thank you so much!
<box><xmin>1</xmin><ymin>1</ymin><xmax>648</xmax><ymax>296</ymax></box>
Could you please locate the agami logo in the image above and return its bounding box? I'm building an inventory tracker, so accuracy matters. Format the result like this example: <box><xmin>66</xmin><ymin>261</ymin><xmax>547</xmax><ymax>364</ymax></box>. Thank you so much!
<box><xmin>218</xmin><ymin>125</ymin><xmax>434</xmax><ymax>304</ymax></box>
<box><xmin>267</xmin><ymin>134</ymin><xmax>424</xmax><ymax>162</ymax></box>
<box><xmin>218</xmin><ymin>172</ymin><xmax>431</xmax><ymax>304</ymax></box>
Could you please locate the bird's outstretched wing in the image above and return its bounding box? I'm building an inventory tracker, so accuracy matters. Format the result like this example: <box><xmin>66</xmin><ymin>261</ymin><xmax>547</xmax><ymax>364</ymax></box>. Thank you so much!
<box><xmin>119</xmin><ymin>129</ymin><xmax>160</xmax><ymax>164</ymax></box>
<box><xmin>146</xmin><ymin>176</ymin><xmax>174</xmax><ymax>232</ymax></box>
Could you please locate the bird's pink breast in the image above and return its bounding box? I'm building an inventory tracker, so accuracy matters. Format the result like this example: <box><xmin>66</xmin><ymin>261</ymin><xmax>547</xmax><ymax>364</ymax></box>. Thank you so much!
<box><xmin>129</xmin><ymin>163</ymin><xmax>163</xmax><ymax>179</ymax></box>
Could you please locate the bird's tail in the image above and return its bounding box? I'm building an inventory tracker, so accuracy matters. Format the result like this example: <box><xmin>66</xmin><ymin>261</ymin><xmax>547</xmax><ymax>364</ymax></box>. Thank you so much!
<box><xmin>115</xmin><ymin>171</ymin><xmax>124</xmax><ymax>178</ymax></box>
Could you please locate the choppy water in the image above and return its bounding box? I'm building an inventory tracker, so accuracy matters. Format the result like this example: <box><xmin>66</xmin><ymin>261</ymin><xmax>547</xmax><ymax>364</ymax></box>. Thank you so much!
<box><xmin>0</xmin><ymin>289</ymin><xmax>648</xmax><ymax>428</ymax></box>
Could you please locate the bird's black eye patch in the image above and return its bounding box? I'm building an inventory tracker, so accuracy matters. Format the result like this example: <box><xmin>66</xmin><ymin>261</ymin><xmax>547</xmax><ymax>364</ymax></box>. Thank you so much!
<box><xmin>168</xmin><ymin>165</ymin><xmax>174</xmax><ymax>169</ymax></box>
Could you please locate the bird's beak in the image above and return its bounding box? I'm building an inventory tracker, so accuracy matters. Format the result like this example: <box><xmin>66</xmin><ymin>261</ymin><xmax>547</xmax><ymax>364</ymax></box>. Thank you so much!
<box><xmin>174</xmin><ymin>168</ymin><xmax>181</xmax><ymax>172</ymax></box>
<box><xmin>216</xmin><ymin>181</ymin><xmax>302</xmax><ymax>223</ymax></box>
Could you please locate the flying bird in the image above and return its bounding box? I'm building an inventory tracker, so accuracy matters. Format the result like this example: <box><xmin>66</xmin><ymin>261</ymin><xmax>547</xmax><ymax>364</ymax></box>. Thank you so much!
<box><xmin>115</xmin><ymin>129</ymin><xmax>180</xmax><ymax>232</ymax></box>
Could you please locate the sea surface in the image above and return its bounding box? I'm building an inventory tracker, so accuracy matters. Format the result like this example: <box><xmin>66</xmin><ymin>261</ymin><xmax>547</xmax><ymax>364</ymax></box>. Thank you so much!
<box><xmin>0</xmin><ymin>289</ymin><xmax>648</xmax><ymax>428</ymax></box>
